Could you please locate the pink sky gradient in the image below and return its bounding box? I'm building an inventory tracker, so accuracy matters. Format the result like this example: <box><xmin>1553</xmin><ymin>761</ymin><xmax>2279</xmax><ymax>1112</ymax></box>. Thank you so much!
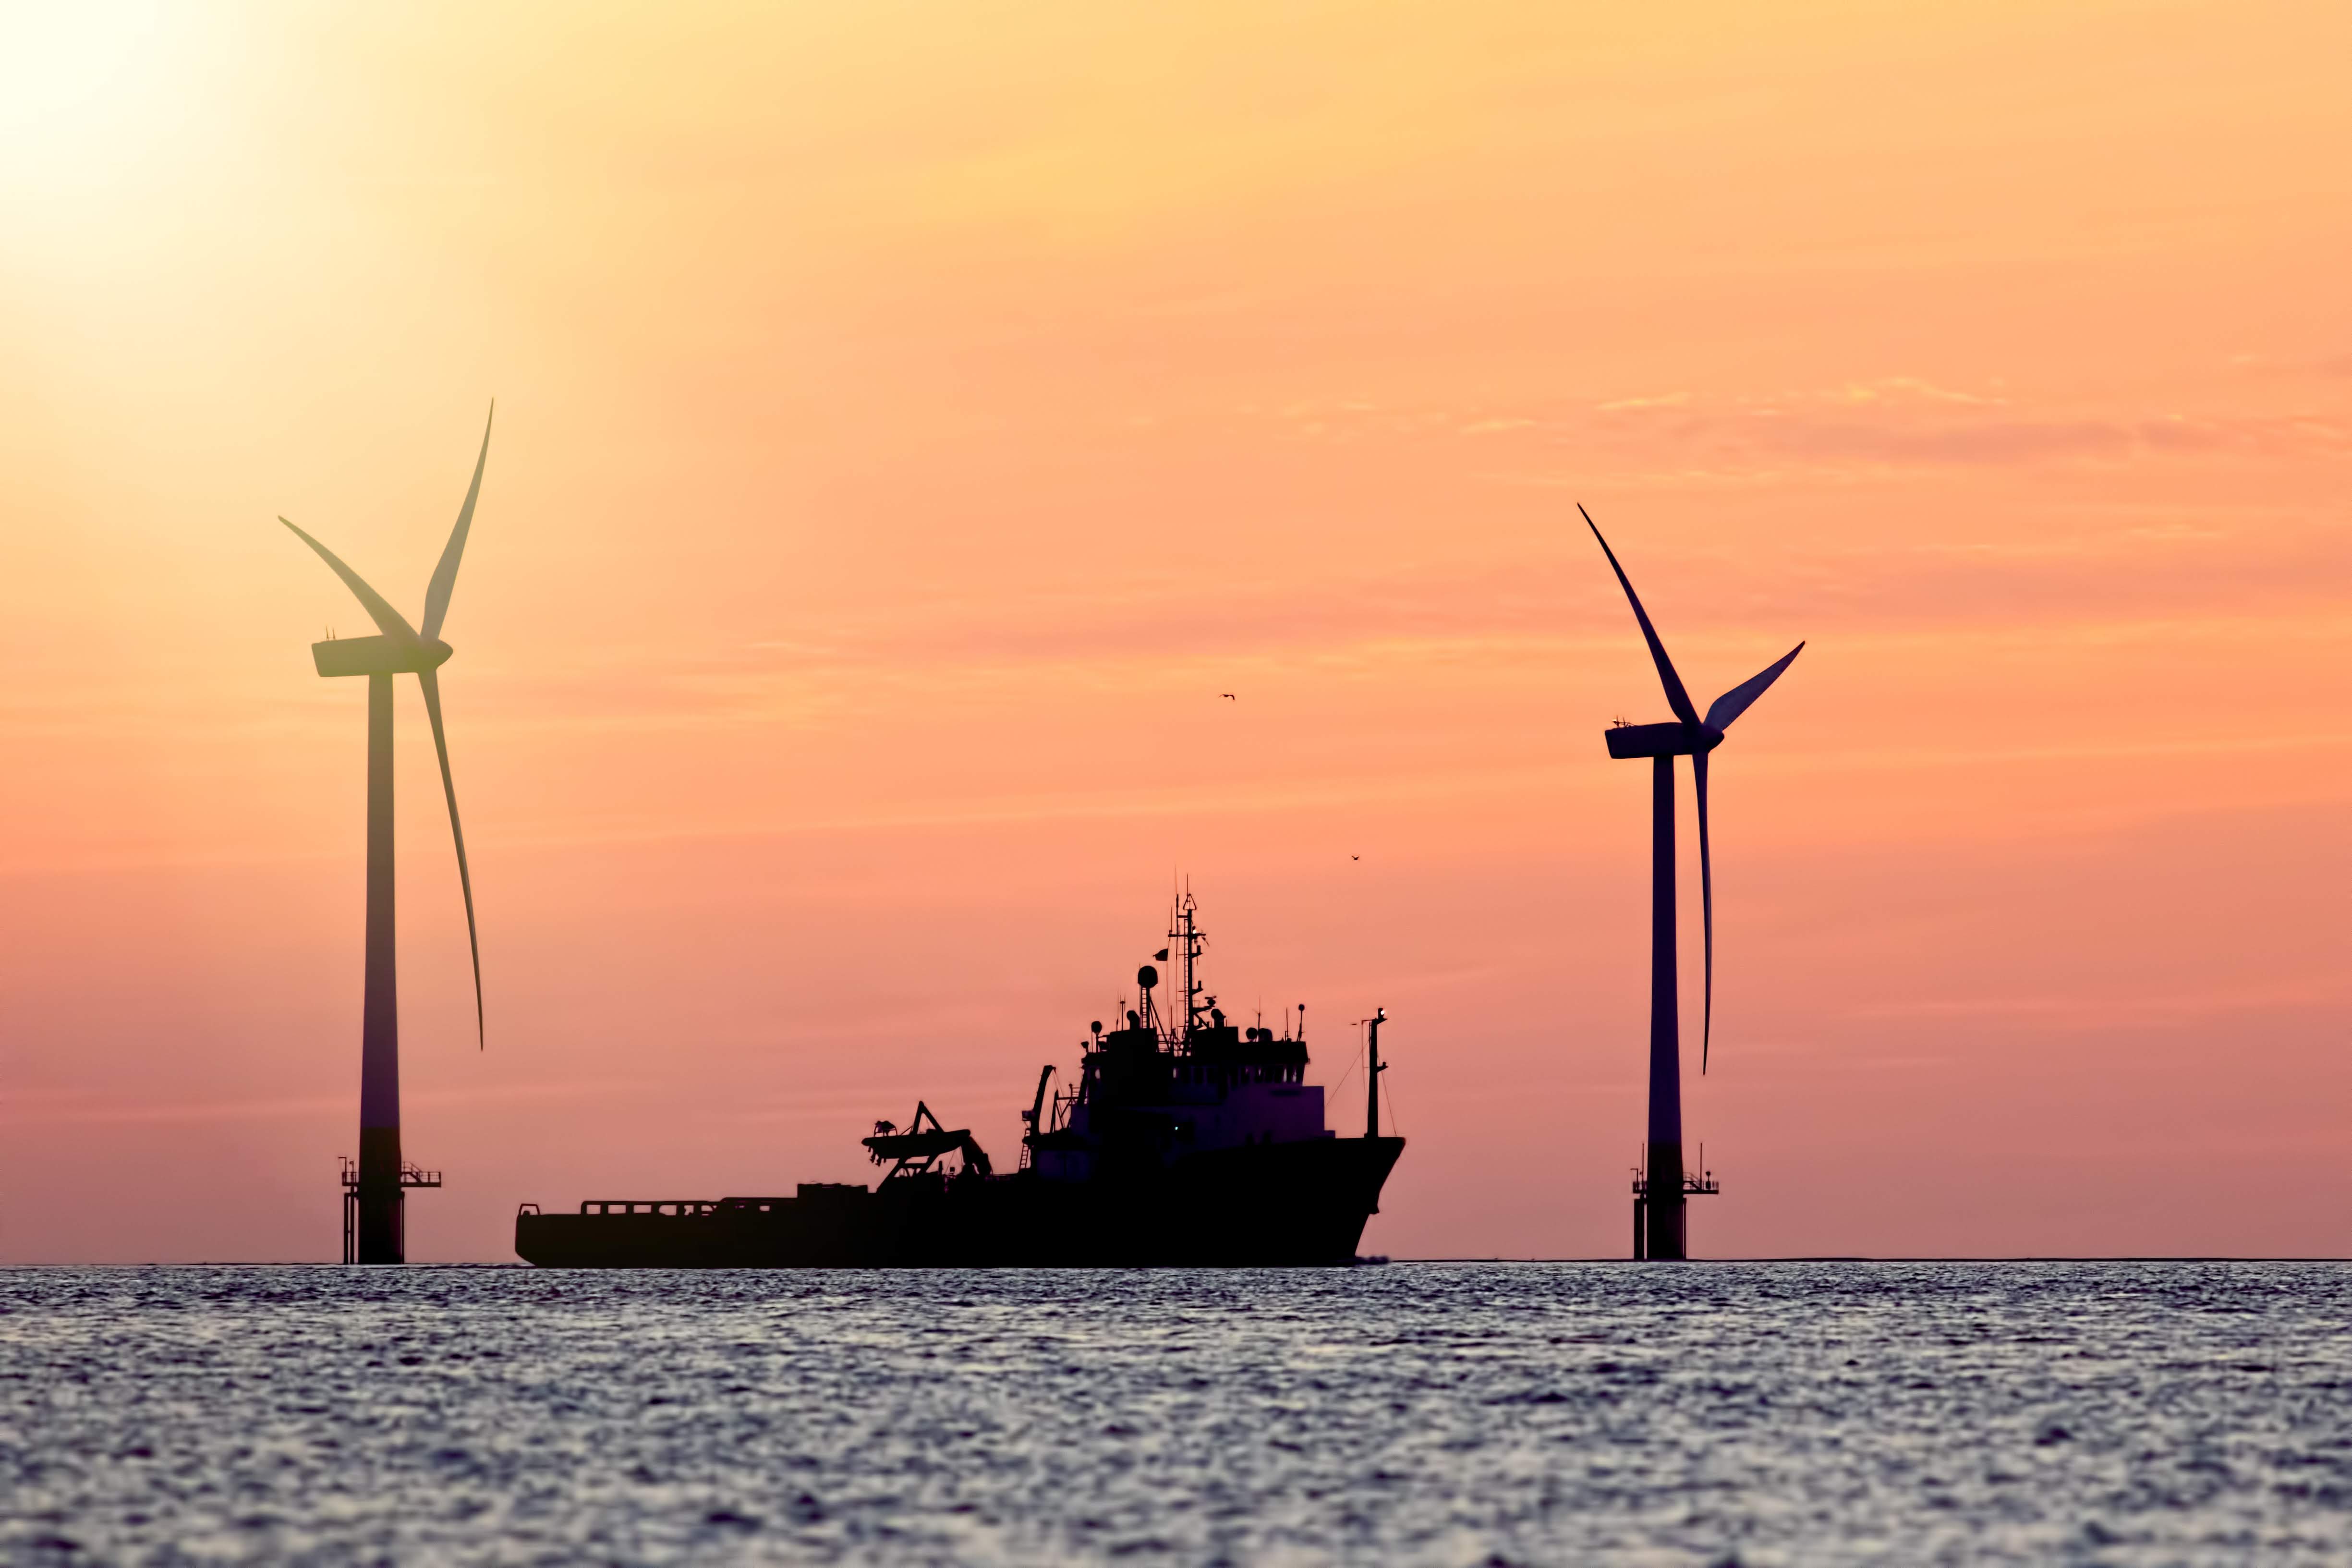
<box><xmin>1</xmin><ymin>1</ymin><xmax>2346</xmax><ymax>1261</ymax></box>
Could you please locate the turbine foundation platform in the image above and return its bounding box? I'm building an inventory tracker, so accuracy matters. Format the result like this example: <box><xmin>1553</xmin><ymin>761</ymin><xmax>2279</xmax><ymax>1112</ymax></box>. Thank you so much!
<box><xmin>1631</xmin><ymin>1148</ymin><xmax>1718</xmax><ymax>1261</ymax></box>
<box><xmin>340</xmin><ymin>1155</ymin><xmax>443</xmax><ymax>1264</ymax></box>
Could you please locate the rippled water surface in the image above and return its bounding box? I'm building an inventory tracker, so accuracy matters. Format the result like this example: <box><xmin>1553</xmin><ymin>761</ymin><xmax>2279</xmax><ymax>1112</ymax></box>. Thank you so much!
<box><xmin>5</xmin><ymin>1263</ymin><xmax>2351</xmax><ymax>1565</ymax></box>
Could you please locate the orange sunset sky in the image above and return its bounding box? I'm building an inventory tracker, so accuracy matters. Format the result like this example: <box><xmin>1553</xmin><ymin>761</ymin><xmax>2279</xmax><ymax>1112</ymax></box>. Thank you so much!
<box><xmin>1</xmin><ymin>1</ymin><xmax>2346</xmax><ymax>1263</ymax></box>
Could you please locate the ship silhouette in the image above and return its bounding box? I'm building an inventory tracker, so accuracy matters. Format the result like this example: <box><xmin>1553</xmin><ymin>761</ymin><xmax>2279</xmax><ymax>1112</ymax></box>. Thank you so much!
<box><xmin>514</xmin><ymin>893</ymin><xmax>1404</xmax><ymax>1266</ymax></box>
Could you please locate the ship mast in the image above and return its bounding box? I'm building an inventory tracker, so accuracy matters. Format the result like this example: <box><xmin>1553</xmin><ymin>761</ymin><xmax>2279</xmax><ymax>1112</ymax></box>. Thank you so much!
<box><xmin>1169</xmin><ymin>889</ymin><xmax>1208</xmax><ymax>1045</ymax></box>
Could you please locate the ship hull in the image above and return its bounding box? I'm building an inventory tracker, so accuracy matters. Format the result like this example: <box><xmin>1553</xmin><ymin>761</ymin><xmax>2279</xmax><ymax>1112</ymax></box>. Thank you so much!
<box><xmin>515</xmin><ymin>1136</ymin><xmax>1403</xmax><ymax>1268</ymax></box>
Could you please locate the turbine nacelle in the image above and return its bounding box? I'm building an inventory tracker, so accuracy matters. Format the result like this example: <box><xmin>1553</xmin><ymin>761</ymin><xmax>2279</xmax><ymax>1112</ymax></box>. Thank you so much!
<box><xmin>1604</xmin><ymin>720</ymin><xmax>1720</xmax><ymax>760</ymax></box>
<box><xmin>310</xmin><ymin>634</ymin><xmax>454</xmax><ymax>679</ymax></box>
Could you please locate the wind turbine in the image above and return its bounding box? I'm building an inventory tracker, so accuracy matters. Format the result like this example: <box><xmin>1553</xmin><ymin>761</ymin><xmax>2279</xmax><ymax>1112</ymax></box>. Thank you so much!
<box><xmin>284</xmin><ymin>407</ymin><xmax>490</xmax><ymax>1264</ymax></box>
<box><xmin>1584</xmin><ymin>505</ymin><xmax>1802</xmax><ymax>1262</ymax></box>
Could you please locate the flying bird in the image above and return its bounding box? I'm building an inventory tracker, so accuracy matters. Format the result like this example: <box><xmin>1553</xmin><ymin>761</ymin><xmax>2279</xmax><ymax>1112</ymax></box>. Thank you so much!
<box><xmin>1220</xmin><ymin>693</ymin><xmax>1236</xmax><ymax>701</ymax></box>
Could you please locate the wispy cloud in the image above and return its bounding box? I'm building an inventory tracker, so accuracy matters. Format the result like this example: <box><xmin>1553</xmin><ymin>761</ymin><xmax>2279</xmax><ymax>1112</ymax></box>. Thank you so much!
<box><xmin>0</xmin><ymin>1080</ymin><xmax>644</xmax><ymax>1128</ymax></box>
<box><xmin>1264</xmin><ymin>378</ymin><xmax>2352</xmax><ymax>473</ymax></box>
<box><xmin>1593</xmin><ymin>385</ymin><xmax>2349</xmax><ymax>470</ymax></box>
<box><xmin>1594</xmin><ymin>391</ymin><xmax>1691</xmax><ymax>412</ymax></box>
<box><xmin>1826</xmin><ymin>377</ymin><xmax>2006</xmax><ymax>407</ymax></box>
<box><xmin>1848</xmin><ymin>977</ymin><xmax>2345</xmax><ymax>1031</ymax></box>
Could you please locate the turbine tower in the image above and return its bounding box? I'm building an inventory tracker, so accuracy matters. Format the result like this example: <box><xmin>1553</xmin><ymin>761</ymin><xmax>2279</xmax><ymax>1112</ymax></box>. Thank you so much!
<box><xmin>1585</xmin><ymin>506</ymin><xmax>1802</xmax><ymax>1262</ymax></box>
<box><xmin>285</xmin><ymin>408</ymin><xmax>491</xmax><ymax>1264</ymax></box>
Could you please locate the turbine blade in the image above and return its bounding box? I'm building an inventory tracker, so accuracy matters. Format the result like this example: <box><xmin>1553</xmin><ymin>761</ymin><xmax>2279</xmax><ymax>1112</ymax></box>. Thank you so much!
<box><xmin>416</xmin><ymin>668</ymin><xmax>485</xmax><ymax>1049</ymax></box>
<box><xmin>280</xmin><ymin>519</ymin><xmax>419</xmax><ymax>643</ymax></box>
<box><xmin>421</xmin><ymin>402</ymin><xmax>493</xmax><ymax>641</ymax></box>
<box><xmin>1581</xmin><ymin>506</ymin><xmax>1699</xmax><ymax>729</ymax></box>
<box><xmin>1704</xmin><ymin>642</ymin><xmax>1806</xmax><ymax>733</ymax></box>
<box><xmin>1694</xmin><ymin>745</ymin><xmax>1714</xmax><ymax>1074</ymax></box>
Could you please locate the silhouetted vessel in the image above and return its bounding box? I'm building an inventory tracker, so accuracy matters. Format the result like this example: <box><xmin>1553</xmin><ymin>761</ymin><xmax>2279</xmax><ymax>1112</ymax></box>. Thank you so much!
<box><xmin>514</xmin><ymin>896</ymin><xmax>1404</xmax><ymax>1267</ymax></box>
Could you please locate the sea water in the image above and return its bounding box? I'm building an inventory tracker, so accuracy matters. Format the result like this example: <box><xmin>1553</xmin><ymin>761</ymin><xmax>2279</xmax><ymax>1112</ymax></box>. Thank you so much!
<box><xmin>3</xmin><ymin>1262</ymin><xmax>2349</xmax><ymax>1565</ymax></box>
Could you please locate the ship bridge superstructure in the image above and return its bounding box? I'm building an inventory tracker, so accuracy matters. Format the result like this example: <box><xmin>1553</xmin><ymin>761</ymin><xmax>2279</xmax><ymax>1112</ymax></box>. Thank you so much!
<box><xmin>1027</xmin><ymin>893</ymin><xmax>1330</xmax><ymax>1183</ymax></box>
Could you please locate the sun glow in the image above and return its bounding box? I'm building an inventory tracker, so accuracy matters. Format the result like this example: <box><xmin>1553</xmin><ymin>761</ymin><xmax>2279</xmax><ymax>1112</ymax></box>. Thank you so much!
<box><xmin>0</xmin><ymin>0</ymin><xmax>175</xmax><ymax>179</ymax></box>
<box><xmin>0</xmin><ymin>0</ymin><xmax>169</xmax><ymax>117</ymax></box>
